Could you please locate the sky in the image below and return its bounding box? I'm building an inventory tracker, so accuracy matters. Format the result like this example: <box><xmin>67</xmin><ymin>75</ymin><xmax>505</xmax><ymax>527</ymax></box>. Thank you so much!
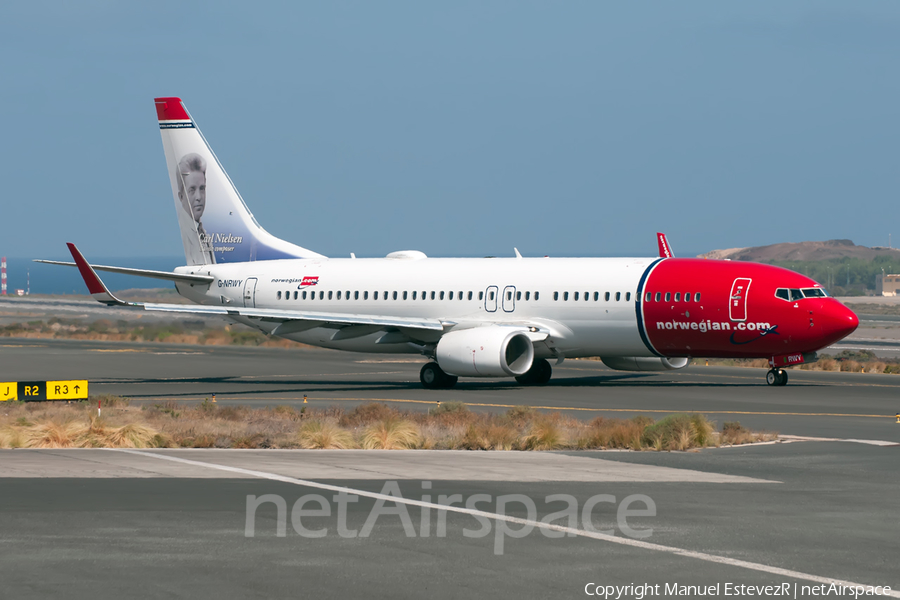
<box><xmin>2</xmin><ymin>1</ymin><xmax>899</xmax><ymax>270</ymax></box>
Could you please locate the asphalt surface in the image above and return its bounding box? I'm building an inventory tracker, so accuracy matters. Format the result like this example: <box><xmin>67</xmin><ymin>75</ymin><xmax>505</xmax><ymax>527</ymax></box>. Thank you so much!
<box><xmin>1</xmin><ymin>338</ymin><xmax>898</xmax><ymax>599</ymax></box>
<box><xmin>1</xmin><ymin>337</ymin><xmax>897</xmax><ymax>441</ymax></box>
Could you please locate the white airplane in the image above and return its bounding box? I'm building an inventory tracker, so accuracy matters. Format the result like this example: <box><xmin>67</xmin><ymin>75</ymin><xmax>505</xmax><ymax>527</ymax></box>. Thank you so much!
<box><xmin>41</xmin><ymin>97</ymin><xmax>858</xmax><ymax>388</ymax></box>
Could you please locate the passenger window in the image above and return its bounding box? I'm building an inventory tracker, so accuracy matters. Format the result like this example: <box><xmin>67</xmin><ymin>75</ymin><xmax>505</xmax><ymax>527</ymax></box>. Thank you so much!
<box><xmin>479</xmin><ymin>291</ymin><xmax>484</xmax><ymax>300</ymax></box>
<box><xmin>684</xmin><ymin>292</ymin><xmax>690</xmax><ymax>302</ymax></box>
<box><xmin>459</xmin><ymin>291</ymin><xmax>463</xmax><ymax>300</ymax></box>
<box><xmin>336</xmin><ymin>291</ymin><xmax>341</xmax><ymax>300</ymax></box>
<box><xmin>695</xmin><ymin>293</ymin><xmax>701</xmax><ymax>302</ymax></box>
<box><xmin>665</xmin><ymin>292</ymin><xmax>671</xmax><ymax>302</ymax></box>
<box><xmin>412</xmin><ymin>291</ymin><xmax>417</xmax><ymax>300</ymax></box>
<box><xmin>364</xmin><ymin>291</ymin><xmax>369</xmax><ymax>300</ymax></box>
<box><xmin>516</xmin><ymin>291</ymin><xmax>522</xmax><ymax>301</ymax></box>
<box><xmin>293</xmin><ymin>291</ymin><xmax>298</xmax><ymax>300</ymax></box>
<box><xmin>674</xmin><ymin>293</ymin><xmax>680</xmax><ymax>302</ymax></box>
<box><xmin>328</xmin><ymin>291</ymin><xmax>333</xmax><ymax>300</ymax></box>
<box><xmin>645</xmin><ymin>292</ymin><xmax>651</xmax><ymax>302</ymax></box>
<box><xmin>354</xmin><ymin>291</ymin><xmax>359</xmax><ymax>300</ymax></box>
<box><xmin>403</xmin><ymin>291</ymin><xmax>408</xmax><ymax>300</ymax></box>
<box><xmin>319</xmin><ymin>291</ymin><xmax>324</xmax><ymax>300</ymax></box>
<box><xmin>802</xmin><ymin>288</ymin><xmax>826</xmax><ymax>298</ymax></box>
<box><xmin>277</xmin><ymin>291</ymin><xmax>282</xmax><ymax>300</ymax></box>
<box><xmin>605</xmin><ymin>292</ymin><xmax>610</xmax><ymax>301</ymax></box>
<box><xmin>564</xmin><ymin>292</ymin><xmax>569</xmax><ymax>301</ymax></box>
<box><xmin>440</xmin><ymin>291</ymin><xmax>445</xmax><ymax>300</ymax></box>
<box><xmin>554</xmin><ymin>292</ymin><xmax>559</xmax><ymax>301</ymax></box>
<box><xmin>468</xmin><ymin>291</ymin><xmax>473</xmax><ymax>300</ymax></box>
<box><xmin>525</xmin><ymin>291</ymin><xmax>530</xmax><ymax>301</ymax></box>
<box><xmin>431</xmin><ymin>291</ymin><xmax>436</xmax><ymax>300</ymax></box>
<box><xmin>574</xmin><ymin>292</ymin><xmax>579</xmax><ymax>301</ymax></box>
<box><xmin>393</xmin><ymin>291</ymin><xmax>398</xmax><ymax>300</ymax></box>
<box><xmin>790</xmin><ymin>289</ymin><xmax>803</xmax><ymax>301</ymax></box>
<box><xmin>384</xmin><ymin>291</ymin><xmax>388</xmax><ymax>300</ymax></box>
<box><xmin>655</xmin><ymin>292</ymin><xmax>660</xmax><ymax>302</ymax></box>
<box><xmin>584</xmin><ymin>292</ymin><xmax>589</xmax><ymax>302</ymax></box>
<box><xmin>374</xmin><ymin>291</ymin><xmax>379</xmax><ymax>300</ymax></box>
<box><xmin>626</xmin><ymin>292</ymin><xmax>631</xmax><ymax>301</ymax></box>
<box><xmin>450</xmin><ymin>291</ymin><xmax>454</xmax><ymax>300</ymax></box>
<box><xmin>593</xmin><ymin>292</ymin><xmax>598</xmax><ymax>301</ymax></box>
<box><xmin>303</xmin><ymin>291</ymin><xmax>307</xmax><ymax>300</ymax></box>
<box><xmin>489</xmin><ymin>291</ymin><xmax>494</xmax><ymax>301</ymax></box>
<box><xmin>615</xmin><ymin>292</ymin><xmax>621</xmax><ymax>301</ymax></box>
<box><xmin>534</xmin><ymin>291</ymin><xmax>540</xmax><ymax>301</ymax></box>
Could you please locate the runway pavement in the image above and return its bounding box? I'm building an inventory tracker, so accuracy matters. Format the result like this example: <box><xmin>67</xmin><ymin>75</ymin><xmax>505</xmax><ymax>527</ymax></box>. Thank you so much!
<box><xmin>1</xmin><ymin>337</ymin><xmax>898</xmax><ymax>441</ymax></box>
<box><xmin>0</xmin><ymin>446</ymin><xmax>897</xmax><ymax>599</ymax></box>
<box><xmin>1</xmin><ymin>338</ymin><xmax>898</xmax><ymax>599</ymax></box>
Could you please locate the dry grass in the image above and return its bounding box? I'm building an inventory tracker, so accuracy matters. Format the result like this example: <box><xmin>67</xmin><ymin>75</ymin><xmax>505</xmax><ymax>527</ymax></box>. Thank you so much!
<box><xmin>299</xmin><ymin>420</ymin><xmax>355</xmax><ymax>449</ymax></box>
<box><xmin>0</xmin><ymin>399</ymin><xmax>774</xmax><ymax>451</ymax></box>
<box><xmin>361</xmin><ymin>418</ymin><xmax>422</xmax><ymax>449</ymax></box>
<box><xmin>720</xmin><ymin>421</ymin><xmax>776</xmax><ymax>445</ymax></box>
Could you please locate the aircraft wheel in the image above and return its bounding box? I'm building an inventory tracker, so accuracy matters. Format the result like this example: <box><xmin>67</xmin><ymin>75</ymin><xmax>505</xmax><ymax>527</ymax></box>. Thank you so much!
<box><xmin>421</xmin><ymin>363</ymin><xmax>443</xmax><ymax>389</ymax></box>
<box><xmin>516</xmin><ymin>358</ymin><xmax>552</xmax><ymax>385</ymax></box>
<box><xmin>420</xmin><ymin>363</ymin><xmax>457</xmax><ymax>389</ymax></box>
<box><xmin>766</xmin><ymin>369</ymin><xmax>778</xmax><ymax>386</ymax></box>
<box><xmin>776</xmin><ymin>369</ymin><xmax>788</xmax><ymax>386</ymax></box>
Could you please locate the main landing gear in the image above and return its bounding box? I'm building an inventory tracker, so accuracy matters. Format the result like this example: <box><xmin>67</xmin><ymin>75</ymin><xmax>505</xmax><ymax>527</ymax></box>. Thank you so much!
<box><xmin>766</xmin><ymin>368</ymin><xmax>788</xmax><ymax>386</ymax></box>
<box><xmin>420</xmin><ymin>363</ymin><xmax>458</xmax><ymax>389</ymax></box>
<box><xmin>515</xmin><ymin>358</ymin><xmax>553</xmax><ymax>386</ymax></box>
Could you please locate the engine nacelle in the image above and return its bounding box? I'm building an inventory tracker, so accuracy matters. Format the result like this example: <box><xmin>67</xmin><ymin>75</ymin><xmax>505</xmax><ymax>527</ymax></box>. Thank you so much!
<box><xmin>600</xmin><ymin>356</ymin><xmax>689</xmax><ymax>372</ymax></box>
<box><xmin>436</xmin><ymin>327</ymin><xmax>534</xmax><ymax>377</ymax></box>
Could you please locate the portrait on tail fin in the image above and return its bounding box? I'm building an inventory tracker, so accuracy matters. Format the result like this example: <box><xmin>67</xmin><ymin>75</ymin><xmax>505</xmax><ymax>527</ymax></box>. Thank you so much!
<box><xmin>176</xmin><ymin>153</ymin><xmax>216</xmax><ymax>264</ymax></box>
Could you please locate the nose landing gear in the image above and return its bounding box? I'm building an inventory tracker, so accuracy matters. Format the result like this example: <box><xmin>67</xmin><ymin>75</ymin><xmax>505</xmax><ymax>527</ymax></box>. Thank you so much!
<box><xmin>766</xmin><ymin>368</ymin><xmax>788</xmax><ymax>386</ymax></box>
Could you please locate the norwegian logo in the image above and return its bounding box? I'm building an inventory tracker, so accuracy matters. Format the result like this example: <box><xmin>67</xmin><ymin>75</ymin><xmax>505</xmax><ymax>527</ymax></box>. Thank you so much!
<box><xmin>299</xmin><ymin>276</ymin><xmax>319</xmax><ymax>288</ymax></box>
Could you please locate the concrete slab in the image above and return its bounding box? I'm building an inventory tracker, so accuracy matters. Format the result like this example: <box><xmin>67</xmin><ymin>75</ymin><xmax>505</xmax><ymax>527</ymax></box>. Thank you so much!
<box><xmin>0</xmin><ymin>449</ymin><xmax>777</xmax><ymax>483</ymax></box>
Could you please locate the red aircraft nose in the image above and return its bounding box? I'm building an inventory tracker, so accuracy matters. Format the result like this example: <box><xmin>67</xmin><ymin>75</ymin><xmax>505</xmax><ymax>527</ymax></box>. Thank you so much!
<box><xmin>818</xmin><ymin>301</ymin><xmax>859</xmax><ymax>345</ymax></box>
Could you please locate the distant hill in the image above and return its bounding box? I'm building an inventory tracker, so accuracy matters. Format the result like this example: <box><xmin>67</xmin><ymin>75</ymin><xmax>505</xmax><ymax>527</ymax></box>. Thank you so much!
<box><xmin>699</xmin><ymin>240</ymin><xmax>900</xmax><ymax>262</ymax></box>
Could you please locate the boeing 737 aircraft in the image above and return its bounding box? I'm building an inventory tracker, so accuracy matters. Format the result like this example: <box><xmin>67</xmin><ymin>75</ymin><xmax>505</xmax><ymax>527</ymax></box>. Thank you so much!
<box><xmin>41</xmin><ymin>97</ymin><xmax>859</xmax><ymax>388</ymax></box>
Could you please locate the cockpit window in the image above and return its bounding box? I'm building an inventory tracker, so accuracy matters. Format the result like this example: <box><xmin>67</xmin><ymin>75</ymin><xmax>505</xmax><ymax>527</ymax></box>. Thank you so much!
<box><xmin>775</xmin><ymin>288</ymin><xmax>790</xmax><ymax>301</ymax></box>
<box><xmin>790</xmin><ymin>289</ymin><xmax>804</xmax><ymax>301</ymax></box>
<box><xmin>802</xmin><ymin>288</ymin><xmax>827</xmax><ymax>298</ymax></box>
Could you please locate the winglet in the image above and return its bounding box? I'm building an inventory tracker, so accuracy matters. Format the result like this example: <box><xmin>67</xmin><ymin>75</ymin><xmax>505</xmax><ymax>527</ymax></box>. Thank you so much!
<box><xmin>657</xmin><ymin>233</ymin><xmax>674</xmax><ymax>258</ymax></box>
<box><xmin>66</xmin><ymin>243</ymin><xmax>129</xmax><ymax>306</ymax></box>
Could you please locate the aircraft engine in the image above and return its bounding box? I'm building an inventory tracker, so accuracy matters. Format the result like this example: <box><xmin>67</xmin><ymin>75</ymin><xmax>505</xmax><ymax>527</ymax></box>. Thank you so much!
<box><xmin>436</xmin><ymin>327</ymin><xmax>534</xmax><ymax>377</ymax></box>
<box><xmin>600</xmin><ymin>357</ymin><xmax>689</xmax><ymax>372</ymax></box>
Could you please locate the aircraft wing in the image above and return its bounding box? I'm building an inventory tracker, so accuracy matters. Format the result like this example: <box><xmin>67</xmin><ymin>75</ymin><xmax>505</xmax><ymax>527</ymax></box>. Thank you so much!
<box><xmin>63</xmin><ymin>243</ymin><xmax>447</xmax><ymax>333</ymax></box>
<box><xmin>33</xmin><ymin>259</ymin><xmax>214</xmax><ymax>285</ymax></box>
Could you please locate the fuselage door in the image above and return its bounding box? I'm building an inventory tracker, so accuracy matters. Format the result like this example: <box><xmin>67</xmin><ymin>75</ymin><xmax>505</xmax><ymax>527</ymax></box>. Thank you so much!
<box><xmin>243</xmin><ymin>277</ymin><xmax>258</xmax><ymax>308</ymax></box>
<box><xmin>485</xmin><ymin>286</ymin><xmax>498</xmax><ymax>312</ymax></box>
<box><xmin>502</xmin><ymin>285</ymin><xmax>516</xmax><ymax>313</ymax></box>
<box><xmin>729</xmin><ymin>277</ymin><xmax>751</xmax><ymax>322</ymax></box>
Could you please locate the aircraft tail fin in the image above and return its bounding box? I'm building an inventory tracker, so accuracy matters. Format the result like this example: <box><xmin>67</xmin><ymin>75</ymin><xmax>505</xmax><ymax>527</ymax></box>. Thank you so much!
<box><xmin>155</xmin><ymin>97</ymin><xmax>324</xmax><ymax>266</ymax></box>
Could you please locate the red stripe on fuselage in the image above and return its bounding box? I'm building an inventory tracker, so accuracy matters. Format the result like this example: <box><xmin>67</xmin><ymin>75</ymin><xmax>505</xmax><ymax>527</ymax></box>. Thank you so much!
<box><xmin>642</xmin><ymin>259</ymin><xmax>858</xmax><ymax>358</ymax></box>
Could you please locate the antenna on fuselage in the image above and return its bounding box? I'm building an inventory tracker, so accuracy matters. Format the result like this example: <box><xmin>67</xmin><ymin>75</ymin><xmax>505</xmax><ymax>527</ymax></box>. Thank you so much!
<box><xmin>514</xmin><ymin>248</ymin><xmax>522</xmax><ymax>259</ymax></box>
